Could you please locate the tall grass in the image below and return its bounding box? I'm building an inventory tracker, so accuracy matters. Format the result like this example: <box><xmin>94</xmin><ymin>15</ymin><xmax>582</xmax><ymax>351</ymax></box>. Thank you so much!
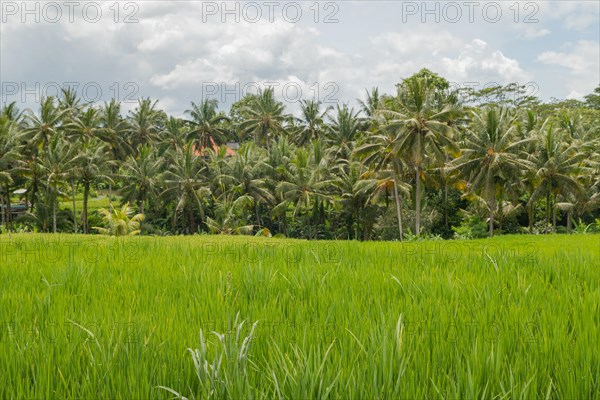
<box><xmin>0</xmin><ymin>234</ymin><xmax>598</xmax><ymax>398</ymax></box>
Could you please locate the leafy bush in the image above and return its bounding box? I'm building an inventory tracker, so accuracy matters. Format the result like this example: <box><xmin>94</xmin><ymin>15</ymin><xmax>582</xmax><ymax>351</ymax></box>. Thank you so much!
<box><xmin>452</xmin><ymin>216</ymin><xmax>489</xmax><ymax>239</ymax></box>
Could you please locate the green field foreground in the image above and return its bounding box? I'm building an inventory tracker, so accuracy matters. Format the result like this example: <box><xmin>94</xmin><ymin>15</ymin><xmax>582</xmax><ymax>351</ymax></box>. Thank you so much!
<box><xmin>0</xmin><ymin>234</ymin><xmax>599</xmax><ymax>399</ymax></box>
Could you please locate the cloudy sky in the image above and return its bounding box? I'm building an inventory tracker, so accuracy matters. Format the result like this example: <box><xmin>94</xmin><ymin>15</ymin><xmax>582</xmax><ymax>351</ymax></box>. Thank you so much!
<box><xmin>1</xmin><ymin>1</ymin><xmax>598</xmax><ymax>116</ymax></box>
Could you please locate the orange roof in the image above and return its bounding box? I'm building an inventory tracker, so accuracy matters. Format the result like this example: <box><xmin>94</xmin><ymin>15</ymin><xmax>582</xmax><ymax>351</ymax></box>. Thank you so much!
<box><xmin>194</xmin><ymin>137</ymin><xmax>236</xmax><ymax>157</ymax></box>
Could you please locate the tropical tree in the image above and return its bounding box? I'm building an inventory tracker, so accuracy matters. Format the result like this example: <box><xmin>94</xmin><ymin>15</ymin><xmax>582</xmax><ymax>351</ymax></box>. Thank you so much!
<box><xmin>452</xmin><ymin>107</ymin><xmax>533</xmax><ymax>236</ymax></box>
<box><xmin>161</xmin><ymin>144</ymin><xmax>210</xmax><ymax>233</ymax></box>
<box><xmin>128</xmin><ymin>98</ymin><xmax>160</xmax><ymax>150</ymax></box>
<box><xmin>276</xmin><ymin>147</ymin><xmax>331</xmax><ymax>239</ymax></box>
<box><xmin>0</xmin><ymin>114</ymin><xmax>25</xmax><ymax>227</ymax></box>
<box><xmin>326</xmin><ymin>105</ymin><xmax>363</xmax><ymax>161</ymax></box>
<box><xmin>185</xmin><ymin>99</ymin><xmax>230</xmax><ymax>150</ymax></box>
<box><xmin>37</xmin><ymin>134</ymin><xmax>79</xmax><ymax>233</ymax></box>
<box><xmin>238</xmin><ymin>88</ymin><xmax>288</xmax><ymax>146</ymax></box>
<box><xmin>378</xmin><ymin>76</ymin><xmax>460</xmax><ymax>235</ymax></box>
<box><xmin>293</xmin><ymin>100</ymin><xmax>330</xmax><ymax>146</ymax></box>
<box><xmin>94</xmin><ymin>202</ymin><xmax>144</xmax><ymax>236</ymax></box>
<box><xmin>120</xmin><ymin>145</ymin><xmax>163</xmax><ymax>215</ymax></box>
<box><xmin>78</xmin><ymin>139</ymin><xmax>113</xmax><ymax>233</ymax></box>
<box><xmin>529</xmin><ymin>120</ymin><xmax>587</xmax><ymax>231</ymax></box>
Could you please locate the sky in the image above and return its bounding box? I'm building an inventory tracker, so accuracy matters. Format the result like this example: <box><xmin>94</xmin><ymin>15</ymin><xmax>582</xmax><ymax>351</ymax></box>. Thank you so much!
<box><xmin>1</xmin><ymin>0</ymin><xmax>599</xmax><ymax>116</ymax></box>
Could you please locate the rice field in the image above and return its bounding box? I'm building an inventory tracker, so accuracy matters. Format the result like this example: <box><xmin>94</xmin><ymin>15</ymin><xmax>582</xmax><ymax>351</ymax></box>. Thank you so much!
<box><xmin>0</xmin><ymin>234</ymin><xmax>598</xmax><ymax>399</ymax></box>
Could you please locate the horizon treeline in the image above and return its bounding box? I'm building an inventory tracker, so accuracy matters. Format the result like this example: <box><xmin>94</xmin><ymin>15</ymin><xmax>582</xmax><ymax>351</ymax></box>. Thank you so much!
<box><xmin>1</xmin><ymin>69</ymin><xmax>599</xmax><ymax>240</ymax></box>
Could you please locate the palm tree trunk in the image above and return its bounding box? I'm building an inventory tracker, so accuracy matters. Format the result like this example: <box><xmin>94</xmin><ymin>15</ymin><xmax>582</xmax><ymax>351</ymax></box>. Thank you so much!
<box><xmin>415</xmin><ymin>165</ymin><xmax>421</xmax><ymax>235</ymax></box>
<box><xmin>444</xmin><ymin>182</ymin><xmax>449</xmax><ymax>228</ymax></box>
<box><xmin>255</xmin><ymin>202</ymin><xmax>261</xmax><ymax>228</ymax></box>
<box><xmin>188</xmin><ymin>208</ymin><xmax>196</xmax><ymax>234</ymax></box>
<box><xmin>567</xmin><ymin>211</ymin><xmax>572</xmax><ymax>233</ymax></box>
<box><xmin>71</xmin><ymin>178</ymin><xmax>78</xmax><ymax>233</ymax></box>
<box><xmin>489</xmin><ymin>197</ymin><xmax>495</xmax><ymax>237</ymax></box>
<box><xmin>0</xmin><ymin>190</ymin><xmax>5</xmax><ymax>227</ymax></box>
<box><xmin>545</xmin><ymin>192</ymin><xmax>550</xmax><ymax>228</ymax></box>
<box><xmin>83</xmin><ymin>182</ymin><xmax>90</xmax><ymax>234</ymax></box>
<box><xmin>6</xmin><ymin>188</ymin><xmax>12</xmax><ymax>228</ymax></box>
<box><xmin>528</xmin><ymin>201</ymin><xmax>534</xmax><ymax>234</ymax></box>
<box><xmin>52</xmin><ymin>184</ymin><xmax>58</xmax><ymax>234</ymax></box>
<box><xmin>552</xmin><ymin>193</ymin><xmax>557</xmax><ymax>232</ymax></box>
<box><xmin>393</xmin><ymin>172</ymin><xmax>404</xmax><ymax>242</ymax></box>
<box><xmin>109</xmin><ymin>183</ymin><xmax>113</xmax><ymax>211</ymax></box>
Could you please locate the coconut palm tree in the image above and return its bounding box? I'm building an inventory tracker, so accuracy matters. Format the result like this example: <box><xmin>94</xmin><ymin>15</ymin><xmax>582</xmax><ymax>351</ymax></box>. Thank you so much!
<box><xmin>0</xmin><ymin>114</ymin><xmax>25</xmax><ymax>228</ymax></box>
<box><xmin>529</xmin><ymin>120</ymin><xmax>587</xmax><ymax>232</ymax></box>
<box><xmin>94</xmin><ymin>202</ymin><xmax>144</xmax><ymax>236</ymax></box>
<box><xmin>238</xmin><ymin>88</ymin><xmax>288</xmax><ymax>146</ymax></box>
<box><xmin>24</xmin><ymin>97</ymin><xmax>70</xmax><ymax>210</ymax></box>
<box><xmin>452</xmin><ymin>106</ymin><xmax>534</xmax><ymax>236</ymax></box>
<box><xmin>185</xmin><ymin>99</ymin><xmax>230</xmax><ymax>150</ymax></box>
<box><xmin>276</xmin><ymin>147</ymin><xmax>331</xmax><ymax>239</ymax></box>
<box><xmin>293</xmin><ymin>100</ymin><xmax>330</xmax><ymax>146</ymax></box>
<box><xmin>354</xmin><ymin>127</ymin><xmax>411</xmax><ymax>240</ymax></box>
<box><xmin>78</xmin><ymin>139</ymin><xmax>113</xmax><ymax>233</ymax></box>
<box><xmin>226</xmin><ymin>143</ymin><xmax>274</xmax><ymax>228</ymax></box>
<box><xmin>161</xmin><ymin>144</ymin><xmax>210</xmax><ymax>233</ymax></box>
<box><xmin>326</xmin><ymin>104</ymin><xmax>363</xmax><ymax>161</ymax></box>
<box><xmin>37</xmin><ymin>134</ymin><xmax>80</xmax><ymax>233</ymax></box>
<box><xmin>128</xmin><ymin>98</ymin><xmax>160</xmax><ymax>150</ymax></box>
<box><xmin>120</xmin><ymin>145</ymin><xmax>163</xmax><ymax>215</ymax></box>
<box><xmin>378</xmin><ymin>77</ymin><xmax>460</xmax><ymax>235</ymax></box>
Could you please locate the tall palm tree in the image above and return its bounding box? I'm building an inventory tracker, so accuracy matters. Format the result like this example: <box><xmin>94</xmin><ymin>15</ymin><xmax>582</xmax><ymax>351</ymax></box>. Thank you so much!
<box><xmin>37</xmin><ymin>134</ymin><xmax>79</xmax><ymax>233</ymax></box>
<box><xmin>24</xmin><ymin>97</ymin><xmax>70</xmax><ymax>210</ymax></box>
<box><xmin>128</xmin><ymin>98</ymin><xmax>160</xmax><ymax>150</ymax></box>
<box><xmin>160</xmin><ymin>116</ymin><xmax>189</xmax><ymax>154</ymax></box>
<box><xmin>529</xmin><ymin>120</ymin><xmax>587</xmax><ymax>231</ymax></box>
<box><xmin>326</xmin><ymin>104</ymin><xmax>363</xmax><ymax>161</ymax></box>
<box><xmin>161</xmin><ymin>144</ymin><xmax>210</xmax><ymax>234</ymax></box>
<box><xmin>66</xmin><ymin>106</ymin><xmax>101</xmax><ymax>142</ymax></box>
<box><xmin>99</xmin><ymin>100</ymin><xmax>130</xmax><ymax>209</ymax></box>
<box><xmin>0</xmin><ymin>114</ymin><xmax>25</xmax><ymax>228</ymax></box>
<box><xmin>185</xmin><ymin>99</ymin><xmax>230</xmax><ymax>150</ymax></box>
<box><xmin>120</xmin><ymin>145</ymin><xmax>163</xmax><ymax>215</ymax></box>
<box><xmin>226</xmin><ymin>143</ymin><xmax>274</xmax><ymax>228</ymax></box>
<box><xmin>293</xmin><ymin>100</ymin><xmax>330</xmax><ymax>146</ymax></box>
<box><xmin>276</xmin><ymin>147</ymin><xmax>331</xmax><ymax>239</ymax></box>
<box><xmin>78</xmin><ymin>139</ymin><xmax>113</xmax><ymax>233</ymax></box>
<box><xmin>354</xmin><ymin>131</ymin><xmax>410</xmax><ymax>240</ymax></box>
<box><xmin>238</xmin><ymin>88</ymin><xmax>288</xmax><ymax>146</ymax></box>
<box><xmin>452</xmin><ymin>106</ymin><xmax>533</xmax><ymax>236</ymax></box>
<box><xmin>378</xmin><ymin>77</ymin><xmax>460</xmax><ymax>235</ymax></box>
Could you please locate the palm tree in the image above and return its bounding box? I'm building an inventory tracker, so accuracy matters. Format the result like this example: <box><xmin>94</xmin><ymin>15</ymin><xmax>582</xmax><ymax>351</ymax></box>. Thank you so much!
<box><xmin>79</xmin><ymin>139</ymin><xmax>113</xmax><ymax>233</ymax></box>
<box><xmin>378</xmin><ymin>77</ymin><xmax>460</xmax><ymax>235</ymax></box>
<box><xmin>128</xmin><ymin>98</ymin><xmax>160</xmax><ymax>150</ymax></box>
<box><xmin>120</xmin><ymin>145</ymin><xmax>163</xmax><ymax>215</ymax></box>
<box><xmin>293</xmin><ymin>100</ymin><xmax>330</xmax><ymax>146</ymax></box>
<box><xmin>276</xmin><ymin>147</ymin><xmax>331</xmax><ymax>239</ymax></box>
<box><xmin>66</xmin><ymin>106</ymin><xmax>101</xmax><ymax>142</ymax></box>
<box><xmin>37</xmin><ymin>134</ymin><xmax>79</xmax><ymax>233</ymax></box>
<box><xmin>24</xmin><ymin>97</ymin><xmax>70</xmax><ymax>210</ymax></box>
<box><xmin>0</xmin><ymin>114</ymin><xmax>25</xmax><ymax>228</ymax></box>
<box><xmin>99</xmin><ymin>100</ymin><xmax>130</xmax><ymax>209</ymax></box>
<box><xmin>160</xmin><ymin>116</ymin><xmax>189</xmax><ymax>154</ymax></box>
<box><xmin>94</xmin><ymin>202</ymin><xmax>144</xmax><ymax>236</ymax></box>
<box><xmin>238</xmin><ymin>88</ymin><xmax>288</xmax><ymax>146</ymax></box>
<box><xmin>226</xmin><ymin>143</ymin><xmax>274</xmax><ymax>228</ymax></box>
<box><xmin>452</xmin><ymin>106</ymin><xmax>533</xmax><ymax>236</ymax></box>
<box><xmin>326</xmin><ymin>105</ymin><xmax>363</xmax><ymax>161</ymax></box>
<box><xmin>358</xmin><ymin>87</ymin><xmax>381</xmax><ymax>119</ymax></box>
<box><xmin>354</xmin><ymin>131</ymin><xmax>410</xmax><ymax>240</ymax></box>
<box><xmin>161</xmin><ymin>144</ymin><xmax>210</xmax><ymax>233</ymax></box>
<box><xmin>529</xmin><ymin>120</ymin><xmax>587</xmax><ymax>232</ymax></box>
<box><xmin>185</xmin><ymin>99</ymin><xmax>230</xmax><ymax>150</ymax></box>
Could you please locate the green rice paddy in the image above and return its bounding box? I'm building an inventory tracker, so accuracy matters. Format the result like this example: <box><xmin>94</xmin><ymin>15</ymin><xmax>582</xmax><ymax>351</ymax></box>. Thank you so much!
<box><xmin>0</xmin><ymin>234</ymin><xmax>598</xmax><ymax>399</ymax></box>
